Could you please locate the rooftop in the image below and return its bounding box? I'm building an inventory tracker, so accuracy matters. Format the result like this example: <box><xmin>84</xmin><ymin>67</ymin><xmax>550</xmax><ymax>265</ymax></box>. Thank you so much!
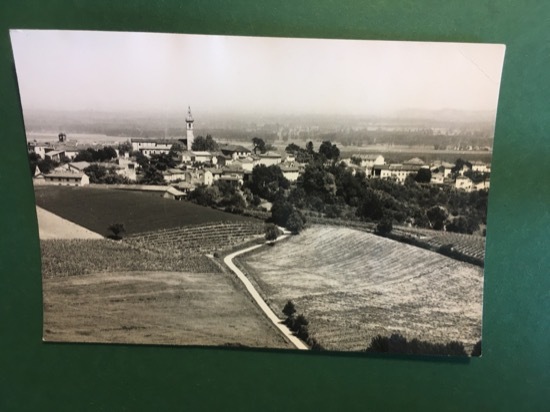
<box><xmin>69</xmin><ymin>161</ymin><xmax>90</xmax><ymax>170</ymax></box>
<box><xmin>44</xmin><ymin>172</ymin><xmax>85</xmax><ymax>179</ymax></box>
<box><xmin>403</xmin><ymin>157</ymin><xmax>425</xmax><ymax>165</ymax></box>
<box><xmin>220</xmin><ymin>144</ymin><xmax>251</xmax><ymax>153</ymax></box>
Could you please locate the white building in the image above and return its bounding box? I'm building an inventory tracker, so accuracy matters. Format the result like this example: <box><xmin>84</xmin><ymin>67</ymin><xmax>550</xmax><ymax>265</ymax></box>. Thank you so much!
<box><xmin>191</xmin><ymin>151</ymin><xmax>214</xmax><ymax>164</ymax></box>
<box><xmin>471</xmin><ymin>161</ymin><xmax>491</xmax><ymax>173</ymax></box>
<box><xmin>377</xmin><ymin>163</ymin><xmax>424</xmax><ymax>183</ymax></box>
<box><xmin>255</xmin><ymin>152</ymin><xmax>282</xmax><ymax>167</ymax></box>
<box><xmin>115</xmin><ymin>159</ymin><xmax>137</xmax><ymax>181</ymax></box>
<box><xmin>455</xmin><ymin>175</ymin><xmax>474</xmax><ymax>191</ymax></box>
<box><xmin>34</xmin><ymin>171</ymin><xmax>90</xmax><ymax>187</ymax></box>
<box><xmin>163</xmin><ymin>168</ymin><xmax>186</xmax><ymax>183</ymax></box>
<box><xmin>131</xmin><ymin>139</ymin><xmax>175</xmax><ymax>157</ymax></box>
<box><xmin>430</xmin><ymin>172</ymin><xmax>445</xmax><ymax>185</ymax></box>
<box><xmin>280</xmin><ymin>163</ymin><xmax>300</xmax><ymax>182</ymax></box>
<box><xmin>220</xmin><ymin>144</ymin><xmax>251</xmax><ymax>159</ymax></box>
<box><xmin>355</xmin><ymin>154</ymin><xmax>385</xmax><ymax>176</ymax></box>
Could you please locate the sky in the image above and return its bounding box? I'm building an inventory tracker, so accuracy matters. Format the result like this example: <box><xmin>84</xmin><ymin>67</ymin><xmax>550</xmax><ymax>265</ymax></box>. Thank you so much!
<box><xmin>10</xmin><ymin>30</ymin><xmax>506</xmax><ymax>118</ymax></box>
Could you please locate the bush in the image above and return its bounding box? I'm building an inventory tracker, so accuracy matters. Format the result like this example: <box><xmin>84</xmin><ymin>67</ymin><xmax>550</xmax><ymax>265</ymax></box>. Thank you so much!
<box><xmin>286</xmin><ymin>210</ymin><xmax>305</xmax><ymax>234</ymax></box>
<box><xmin>307</xmin><ymin>337</ymin><xmax>325</xmax><ymax>351</ymax></box>
<box><xmin>271</xmin><ymin>200</ymin><xmax>306</xmax><ymax>234</ymax></box>
<box><xmin>375</xmin><ymin>218</ymin><xmax>393</xmax><ymax>235</ymax></box>
<box><xmin>365</xmin><ymin>333</ymin><xmax>467</xmax><ymax>356</ymax></box>
<box><xmin>282</xmin><ymin>300</ymin><xmax>296</xmax><ymax>318</ymax></box>
<box><xmin>265</xmin><ymin>224</ymin><xmax>281</xmax><ymax>241</ymax></box>
<box><xmin>107</xmin><ymin>223</ymin><xmax>125</xmax><ymax>240</ymax></box>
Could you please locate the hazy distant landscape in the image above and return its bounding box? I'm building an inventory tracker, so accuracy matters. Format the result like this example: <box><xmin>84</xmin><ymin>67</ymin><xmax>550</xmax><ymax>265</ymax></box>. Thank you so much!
<box><xmin>25</xmin><ymin>108</ymin><xmax>495</xmax><ymax>164</ymax></box>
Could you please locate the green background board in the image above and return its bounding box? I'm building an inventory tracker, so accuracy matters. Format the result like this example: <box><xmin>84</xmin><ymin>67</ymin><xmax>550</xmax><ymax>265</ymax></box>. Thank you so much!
<box><xmin>1</xmin><ymin>0</ymin><xmax>548</xmax><ymax>410</ymax></box>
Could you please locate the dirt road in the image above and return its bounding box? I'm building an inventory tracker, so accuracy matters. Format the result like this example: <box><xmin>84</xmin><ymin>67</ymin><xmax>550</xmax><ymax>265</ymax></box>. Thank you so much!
<box><xmin>223</xmin><ymin>238</ymin><xmax>309</xmax><ymax>351</ymax></box>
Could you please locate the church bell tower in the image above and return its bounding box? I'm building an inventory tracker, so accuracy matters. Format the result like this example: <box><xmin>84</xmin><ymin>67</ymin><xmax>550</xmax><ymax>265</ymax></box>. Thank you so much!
<box><xmin>186</xmin><ymin>106</ymin><xmax>194</xmax><ymax>151</ymax></box>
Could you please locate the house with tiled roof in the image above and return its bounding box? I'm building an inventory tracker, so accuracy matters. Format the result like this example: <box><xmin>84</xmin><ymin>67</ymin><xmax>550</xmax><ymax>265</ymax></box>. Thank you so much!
<box><xmin>191</xmin><ymin>151</ymin><xmax>215</xmax><ymax>164</ymax></box>
<box><xmin>229</xmin><ymin>157</ymin><xmax>254</xmax><ymax>172</ymax></box>
<box><xmin>279</xmin><ymin>162</ymin><xmax>301</xmax><ymax>182</ymax></box>
<box><xmin>45</xmin><ymin>150</ymin><xmax>66</xmax><ymax>162</ymax></box>
<box><xmin>34</xmin><ymin>171</ymin><xmax>90</xmax><ymax>187</ymax></box>
<box><xmin>255</xmin><ymin>152</ymin><xmax>282</xmax><ymax>167</ymax></box>
<box><xmin>163</xmin><ymin>168</ymin><xmax>186</xmax><ymax>183</ymax></box>
<box><xmin>131</xmin><ymin>138</ymin><xmax>179</xmax><ymax>158</ymax></box>
<box><xmin>219</xmin><ymin>144</ymin><xmax>251</xmax><ymax>159</ymax></box>
<box><xmin>455</xmin><ymin>175</ymin><xmax>474</xmax><ymax>191</ymax></box>
<box><xmin>471</xmin><ymin>161</ymin><xmax>491</xmax><ymax>173</ymax></box>
<box><xmin>375</xmin><ymin>162</ymin><xmax>424</xmax><ymax>183</ymax></box>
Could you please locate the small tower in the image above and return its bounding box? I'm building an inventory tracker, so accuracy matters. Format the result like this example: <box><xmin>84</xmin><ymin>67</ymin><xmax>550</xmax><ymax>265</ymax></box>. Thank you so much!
<box><xmin>185</xmin><ymin>106</ymin><xmax>194</xmax><ymax>151</ymax></box>
<box><xmin>58</xmin><ymin>133</ymin><xmax>67</xmax><ymax>142</ymax></box>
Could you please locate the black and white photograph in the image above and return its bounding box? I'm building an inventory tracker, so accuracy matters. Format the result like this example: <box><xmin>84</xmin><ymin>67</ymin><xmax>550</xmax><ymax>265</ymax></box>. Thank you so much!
<box><xmin>11</xmin><ymin>30</ymin><xmax>505</xmax><ymax>356</ymax></box>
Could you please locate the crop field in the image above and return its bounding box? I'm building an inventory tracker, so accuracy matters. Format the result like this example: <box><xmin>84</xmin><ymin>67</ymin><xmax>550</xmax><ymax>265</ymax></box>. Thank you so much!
<box><xmin>237</xmin><ymin>225</ymin><xmax>483</xmax><ymax>352</ymax></box>
<box><xmin>41</xmin><ymin>239</ymin><xmax>291</xmax><ymax>348</ymax></box>
<box><xmin>40</xmin><ymin>239</ymin><xmax>220</xmax><ymax>278</ymax></box>
<box><xmin>393</xmin><ymin>226</ymin><xmax>486</xmax><ymax>262</ymax></box>
<box><xmin>125</xmin><ymin>222</ymin><xmax>265</xmax><ymax>255</ymax></box>
<box><xmin>34</xmin><ymin>186</ymin><xmax>258</xmax><ymax>236</ymax></box>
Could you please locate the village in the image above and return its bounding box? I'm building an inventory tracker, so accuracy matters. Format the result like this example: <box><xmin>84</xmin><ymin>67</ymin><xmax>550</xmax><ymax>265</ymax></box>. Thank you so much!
<box><xmin>27</xmin><ymin>107</ymin><xmax>491</xmax><ymax>201</ymax></box>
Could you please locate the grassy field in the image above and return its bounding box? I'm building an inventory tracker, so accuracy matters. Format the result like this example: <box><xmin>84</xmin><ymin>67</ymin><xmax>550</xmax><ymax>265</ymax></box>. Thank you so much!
<box><xmin>40</xmin><ymin>239</ymin><xmax>220</xmax><ymax>277</ymax></box>
<box><xmin>43</xmin><ymin>270</ymin><xmax>292</xmax><ymax>348</ymax></box>
<box><xmin>237</xmin><ymin>225</ymin><xmax>483</xmax><ymax>352</ymax></box>
<box><xmin>34</xmin><ymin>186</ymin><xmax>258</xmax><ymax>236</ymax></box>
<box><xmin>41</xmin><ymin>239</ymin><xmax>291</xmax><ymax>348</ymax></box>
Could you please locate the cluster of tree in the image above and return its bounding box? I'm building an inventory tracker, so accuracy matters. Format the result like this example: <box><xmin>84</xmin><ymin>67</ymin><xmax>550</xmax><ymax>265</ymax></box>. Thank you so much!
<box><xmin>245</xmin><ymin>165</ymin><xmax>289</xmax><ymax>202</ymax></box>
<box><xmin>83</xmin><ymin>164</ymin><xmax>129</xmax><ymax>184</ymax></box>
<box><xmin>252</xmin><ymin>137</ymin><xmax>267</xmax><ymax>154</ymax></box>
<box><xmin>300</xmin><ymin>159</ymin><xmax>488</xmax><ymax>234</ymax></box>
<box><xmin>107</xmin><ymin>223</ymin><xmax>125</xmax><ymax>240</ymax></box>
<box><xmin>285</xmin><ymin>141</ymin><xmax>319</xmax><ymax>163</ymax></box>
<box><xmin>282</xmin><ymin>301</ymin><xmax>323</xmax><ymax>351</ymax></box>
<box><xmin>133</xmin><ymin>152</ymin><xmax>179</xmax><ymax>185</ymax></box>
<box><xmin>285</xmin><ymin>140</ymin><xmax>339</xmax><ymax>163</ymax></box>
<box><xmin>463</xmin><ymin>169</ymin><xmax>491</xmax><ymax>184</ymax></box>
<box><xmin>414</xmin><ymin>168</ymin><xmax>432</xmax><ymax>183</ymax></box>
<box><xmin>117</xmin><ymin>142</ymin><xmax>133</xmax><ymax>157</ymax></box>
<box><xmin>451</xmin><ymin>158</ymin><xmax>472</xmax><ymax>175</ymax></box>
<box><xmin>243</xmin><ymin>140</ymin><xmax>487</xmax><ymax>236</ymax></box>
<box><xmin>318</xmin><ymin>140</ymin><xmax>340</xmax><ymax>161</ymax></box>
<box><xmin>270</xmin><ymin>200</ymin><xmax>306</xmax><ymax>234</ymax></box>
<box><xmin>192</xmin><ymin>135</ymin><xmax>218</xmax><ymax>152</ymax></box>
<box><xmin>375</xmin><ymin>217</ymin><xmax>393</xmax><ymax>235</ymax></box>
<box><xmin>365</xmin><ymin>333</ymin><xmax>468</xmax><ymax>356</ymax></box>
<box><xmin>74</xmin><ymin>146</ymin><xmax>118</xmax><ymax>162</ymax></box>
<box><xmin>187</xmin><ymin>180</ymin><xmax>247</xmax><ymax>214</ymax></box>
<box><xmin>265</xmin><ymin>224</ymin><xmax>282</xmax><ymax>242</ymax></box>
<box><xmin>28</xmin><ymin>153</ymin><xmax>58</xmax><ymax>174</ymax></box>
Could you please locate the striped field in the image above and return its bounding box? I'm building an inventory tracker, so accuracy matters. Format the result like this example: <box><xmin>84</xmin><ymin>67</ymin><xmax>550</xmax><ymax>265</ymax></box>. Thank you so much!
<box><xmin>238</xmin><ymin>225</ymin><xmax>483</xmax><ymax>352</ymax></box>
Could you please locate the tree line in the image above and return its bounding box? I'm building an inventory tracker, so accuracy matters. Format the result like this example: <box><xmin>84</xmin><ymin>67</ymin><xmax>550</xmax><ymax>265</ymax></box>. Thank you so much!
<box><xmin>240</xmin><ymin>140</ymin><xmax>489</xmax><ymax>235</ymax></box>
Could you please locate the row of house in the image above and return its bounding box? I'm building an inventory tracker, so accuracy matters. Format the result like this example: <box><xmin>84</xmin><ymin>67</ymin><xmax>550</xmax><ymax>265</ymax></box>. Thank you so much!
<box><xmin>342</xmin><ymin>154</ymin><xmax>491</xmax><ymax>192</ymax></box>
<box><xmin>156</xmin><ymin>143</ymin><xmax>300</xmax><ymax>186</ymax></box>
<box><xmin>29</xmin><ymin>133</ymin><xmax>490</xmax><ymax>194</ymax></box>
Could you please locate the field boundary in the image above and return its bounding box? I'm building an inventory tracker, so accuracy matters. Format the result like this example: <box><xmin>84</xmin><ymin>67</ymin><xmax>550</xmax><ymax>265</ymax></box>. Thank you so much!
<box><xmin>223</xmin><ymin>236</ymin><xmax>309</xmax><ymax>350</ymax></box>
<box><xmin>306</xmin><ymin>216</ymin><xmax>484</xmax><ymax>267</ymax></box>
<box><xmin>225</xmin><ymin>248</ymin><xmax>309</xmax><ymax>351</ymax></box>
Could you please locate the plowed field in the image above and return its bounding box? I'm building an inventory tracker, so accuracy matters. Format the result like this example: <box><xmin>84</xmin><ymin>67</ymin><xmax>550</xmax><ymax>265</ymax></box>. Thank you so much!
<box><xmin>34</xmin><ymin>185</ymin><xmax>258</xmax><ymax>236</ymax></box>
<box><xmin>238</xmin><ymin>225</ymin><xmax>483</xmax><ymax>352</ymax></box>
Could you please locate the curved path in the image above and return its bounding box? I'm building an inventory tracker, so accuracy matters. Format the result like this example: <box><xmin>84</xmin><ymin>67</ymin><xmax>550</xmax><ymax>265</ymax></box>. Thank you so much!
<box><xmin>223</xmin><ymin>238</ymin><xmax>309</xmax><ymax>350</ymax></box>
